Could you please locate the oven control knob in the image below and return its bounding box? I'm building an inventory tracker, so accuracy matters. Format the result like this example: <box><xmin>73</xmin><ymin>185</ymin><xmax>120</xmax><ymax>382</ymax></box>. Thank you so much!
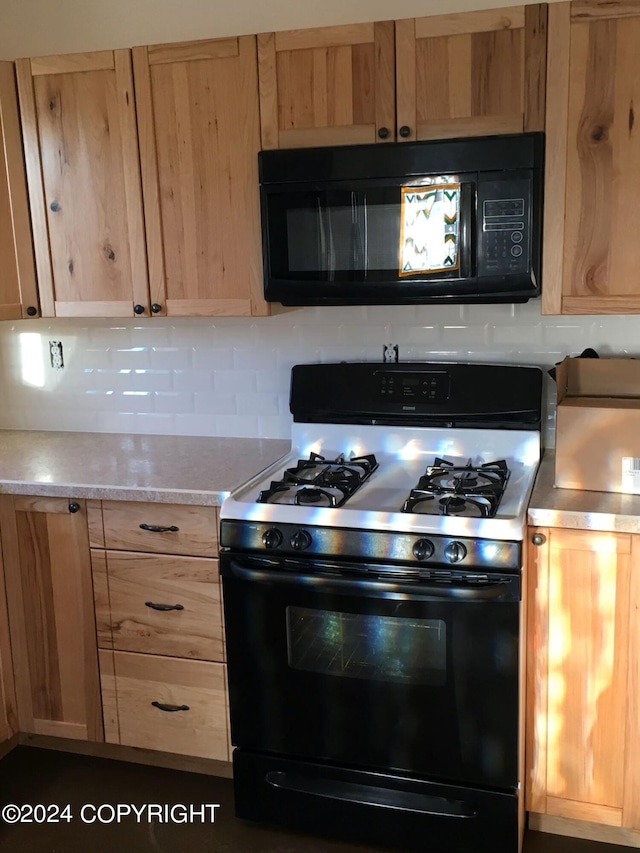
<box><xmin>445</xmin><ymin>541</ymin><xmax>467</xmax><ymax>563</ymax></box>
<box><xmin>262</xmin><ymin>527</ymin><xmax>283</xmax><ymax>549</ymax></box>
<box><xmin>290</xmin><ymin>530</ymin><xmax>312</xmax><ymax>551</ymax></box>
<box><xmin>413</xmin><ymin>538</ymin><xmax>434</xmax><ymax>561</ymax></box>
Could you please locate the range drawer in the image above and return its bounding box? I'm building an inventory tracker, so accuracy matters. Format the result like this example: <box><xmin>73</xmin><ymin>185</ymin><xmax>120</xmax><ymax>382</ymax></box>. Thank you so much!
<box><xmin>95</xmin><ymin>502</ymin><xmax>218</xmax><ymax>557</ymax></box>
<box><xmin>93</xmin><ymin>550</ymin><xmax>224</xmax><ymax>661</ymax></box>
<box><xmin>100</xmin><ymin>650</ymin><xmax>229</xmax><ymax>761</ymax></box>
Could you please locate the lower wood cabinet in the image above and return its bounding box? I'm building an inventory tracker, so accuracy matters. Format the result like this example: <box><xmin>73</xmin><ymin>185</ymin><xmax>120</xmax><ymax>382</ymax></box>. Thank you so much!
<box><xmin>0</xmin><ymin>495</ymin><xmax>103</xmax><ymax>742</ymax></box>
<box><xmin>527</xmin><ymin>526</ymin><xmax>640</xmax><ymax>834</ymax></box>
<box><xmin>90</xmin><ymin>500</ymin><xmax>229</xmax><ymax>762</ymax></box>
<box><xmin>100</xmin><ymin>650</ymin><xmax>229</xmax><ymax>760</ymax></box>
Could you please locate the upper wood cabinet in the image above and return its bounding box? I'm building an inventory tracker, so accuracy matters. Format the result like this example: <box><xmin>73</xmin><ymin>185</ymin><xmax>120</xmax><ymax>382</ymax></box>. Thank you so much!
<box><xmin>527</xmin><ymin>527</ymin><xmax>640</xmax><ymax>833</ymax></box>
<box><xmin>16</xmin><ymin>51</ymin><xmax>149</xmax><ymax>319</ymax></box>
<box><xmin>257</xmin><ymin>23</ymin><xmax>396</xmax><ymax>149</ymax></box>
<box><xmin>258</xmin><ymin>7</ymin><xmax>547</xmax><ymax>149</ymax></box>
<box><xmin>133</xmin><ymin>36</ymin><xmax>267</xmax><ymax>317</ymax></box>
<box><xmin>0</xmin><ymin>495</ymin><xmax>103</xmax><ymax>742</ymax></box>
<box><xmin>0</xmin><ymin>62</ymin><xmax>39</xmax><ymax>319</ymax></box>
<box><xmin>396</xmin><ymin>5</ymin><xmax>547</xmax><ymax>143</ymax></box>
<box><xmin>543</xmin><ymin>0</ymin><xmax>640</xmax><ymax>315</ymax></box>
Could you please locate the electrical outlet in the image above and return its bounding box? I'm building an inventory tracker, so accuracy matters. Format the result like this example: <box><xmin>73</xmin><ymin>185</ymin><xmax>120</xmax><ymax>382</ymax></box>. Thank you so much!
<box><xmin>383</xmin><ymin>344</ymin><xmax>399</xmax><ymax>363</ymax></box>
<box><xmin>49</xmin><ymin>340</ymin><xmax>64</xmax><ymax>369</ymax></box>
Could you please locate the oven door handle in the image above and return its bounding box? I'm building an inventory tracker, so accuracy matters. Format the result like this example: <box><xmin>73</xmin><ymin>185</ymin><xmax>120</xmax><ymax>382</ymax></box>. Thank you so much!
<box><xmin>228</xmin><ymin>560</ymin><xmax>514</xmax><ymax>601</ymax></box>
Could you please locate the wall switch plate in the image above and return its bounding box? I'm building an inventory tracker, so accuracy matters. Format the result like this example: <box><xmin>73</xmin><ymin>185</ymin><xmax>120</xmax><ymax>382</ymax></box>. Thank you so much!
<box><xmin>49</xmin><ymin>341</ymin><xmax>64</xmax><ymax>369</ymax></box>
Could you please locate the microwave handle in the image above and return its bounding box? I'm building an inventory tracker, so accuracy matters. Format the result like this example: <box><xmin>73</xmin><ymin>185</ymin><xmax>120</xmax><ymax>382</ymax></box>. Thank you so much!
<box><xmin>460</xmin><ymin>182</ymin><xmax>475</xmax><ymax>279</ymax></box>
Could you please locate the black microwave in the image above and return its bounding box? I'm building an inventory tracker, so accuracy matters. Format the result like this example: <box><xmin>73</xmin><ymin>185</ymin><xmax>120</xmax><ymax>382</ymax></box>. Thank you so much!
<box><xmin>259</xmin><ymin>132</ymin><xmax>544</xmax><ymax>306</ymax></box>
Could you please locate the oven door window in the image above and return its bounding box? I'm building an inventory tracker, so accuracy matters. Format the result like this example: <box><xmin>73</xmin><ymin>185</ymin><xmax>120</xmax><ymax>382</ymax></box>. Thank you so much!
<box><xmin>287</xmin><ymin>606</ymin><xmax>446</xmax><ymax>686</ymax></box>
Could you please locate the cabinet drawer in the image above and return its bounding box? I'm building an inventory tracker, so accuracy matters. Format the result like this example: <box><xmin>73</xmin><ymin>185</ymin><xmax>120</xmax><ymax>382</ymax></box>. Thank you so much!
<box><xmin>98</xmin><ymin>502</ymin><xmax>218</xmax><ymax>557</ymax></box>
<box><xmin>93</xmin><ymin>550</ymin><xmax>224</xmax><ymax>661</ymax></box>
<box><xmin>100</xmin><ymin>650</ymin><xmax>229</xmax><ymax>761</ymax></box>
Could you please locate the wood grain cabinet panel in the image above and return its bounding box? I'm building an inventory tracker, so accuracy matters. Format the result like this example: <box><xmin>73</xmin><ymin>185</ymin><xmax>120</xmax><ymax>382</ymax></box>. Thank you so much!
<box><xmin>0</xmin><ymin>63</ymin><xmax>39</xmax><ymax>320</ymax></box>
<box><xmin>100</xmin><ymin>650</ymin><xmax>229</xmax><ymax>761</ymax></box>
<box><xmin>396</xmin><ymin>4</ymin><xmax>547</xmax><ymax>143</ymax></box>
<box><xmin>15</xmin><ymin>51</ymin><xmax>149</xmax><ymax>318</ymax></box>
<box><xmin>258</xmin><ymin>22</ymin><xmax>396</xmax><ymax>148</ymax></box>
<box><xmin>132</xmin><ymin>36</ymin><xmax>268</xmax><ymax>317</ymax></box>
<box><xmin>93</xmin><ymin>550</ymin><xmax>224</xmax><ymax>661</ymax></box>
<box><xmin>543</xmin><ymin>0</ymin><xmax>640</xmax><ymax>314</ymax></box>
<box><xmin>99</xmin><ymin>501</ymin><xmax>218</xmax><ymax>557</ymax></box>
<box><xmin>526</xmin><ymin>526</ymin><xmax>640</xmax><ymax>833</ymax></box>
<box><xmin>0</xmin><ymin>496</ymin><xmax>102</xmax><ymax>742</ymax></box>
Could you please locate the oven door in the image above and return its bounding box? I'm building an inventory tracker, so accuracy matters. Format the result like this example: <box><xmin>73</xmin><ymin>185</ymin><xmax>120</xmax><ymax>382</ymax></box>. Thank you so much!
<box><xmin>221</xmin><ymin>554</ymin><xmax>520</xmax><ymax>791</ymax></box>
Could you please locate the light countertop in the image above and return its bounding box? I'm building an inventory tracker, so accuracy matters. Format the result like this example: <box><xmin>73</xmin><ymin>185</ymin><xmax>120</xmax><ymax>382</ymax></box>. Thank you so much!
<box><xmin>529</xmin><ymin>451</ymin><xmax>640</xmax><ymax>533</ymax></box>
<box><xmin>0</xmin><ymin>431</ymin><xmax>291</xmax><ymax>506</ymax></box>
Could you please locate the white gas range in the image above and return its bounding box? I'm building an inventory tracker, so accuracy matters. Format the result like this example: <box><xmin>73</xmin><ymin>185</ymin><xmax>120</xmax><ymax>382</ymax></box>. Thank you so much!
<box><xmin>220</xmin><ymin>361</ymin><xmax>542</xmax><ymax>569</ymax></box>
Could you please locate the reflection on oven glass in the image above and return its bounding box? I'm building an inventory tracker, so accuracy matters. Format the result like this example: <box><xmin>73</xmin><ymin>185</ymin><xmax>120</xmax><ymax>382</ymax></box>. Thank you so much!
<box><xmin>286</xmin><ymin>606</ymin><xmax>446</xmax><ymax>685</ymax></box>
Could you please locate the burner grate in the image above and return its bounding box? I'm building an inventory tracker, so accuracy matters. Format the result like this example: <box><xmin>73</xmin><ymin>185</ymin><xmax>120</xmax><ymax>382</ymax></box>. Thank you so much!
<box><xmin>402</xmin><ymin>457</ymin><xmax>510</xmax><ymax>517</ymax></box>
<box><xmin>258</xmin><ymin>452</ymin><xmax>379</xmax><ymax>506</ymax></box>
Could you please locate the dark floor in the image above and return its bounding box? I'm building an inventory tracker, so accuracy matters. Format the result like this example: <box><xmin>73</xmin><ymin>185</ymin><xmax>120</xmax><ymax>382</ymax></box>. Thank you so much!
<box><xmin>0</xmin><ymin>747</ymin><xmax>631</xmax><ymax>852</ymax></box>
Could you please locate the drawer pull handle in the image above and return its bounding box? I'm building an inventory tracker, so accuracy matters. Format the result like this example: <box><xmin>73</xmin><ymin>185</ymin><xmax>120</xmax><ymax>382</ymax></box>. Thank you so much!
<box><xmin>145</xmin><ymin>601</ymin><xmax>185</xmax><ymax>612</ymax></box>
<box><xmin>139</xmin><ymin>523</ymin><xmax>180</xmax><ymax>533</ymax></box>
<box><xmin>151</xmin><ymin>702</ymin><xmax>190</xmax><ymax>713</ymax></box>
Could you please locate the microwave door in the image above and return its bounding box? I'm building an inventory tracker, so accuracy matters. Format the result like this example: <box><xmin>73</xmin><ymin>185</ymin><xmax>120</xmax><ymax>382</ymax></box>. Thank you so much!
<box><xmin>316</xmin><ymin>196</ymin><xmax>336</xmax><ymax>281</ymax></box>
<box><xmin>459</xmin><ymin>181</ymin><xmax>476</xmax><ymax>280</ymax></box>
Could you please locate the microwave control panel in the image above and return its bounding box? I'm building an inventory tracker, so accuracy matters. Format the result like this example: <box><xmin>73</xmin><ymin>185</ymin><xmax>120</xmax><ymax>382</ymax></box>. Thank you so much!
<box><xmin>477</xmin><ymin>177</ymin><xmax>532</xmax><ymax>277</ymax></box>
<box><xmin>377</xmin><ymin>371</ymin><xmax>450</xmax><ymax>402</ymax></box>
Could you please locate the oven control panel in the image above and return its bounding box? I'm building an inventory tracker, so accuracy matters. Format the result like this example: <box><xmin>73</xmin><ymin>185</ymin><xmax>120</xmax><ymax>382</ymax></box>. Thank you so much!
<box><xmin>221</xmin><ymin>520</ymin><xmax>521</xmax><ymax>572</ymax></box>
<box><xmin>377</xmin><ymin>370</ymin><xmax>450</xmax><ymax>402</ymax></box>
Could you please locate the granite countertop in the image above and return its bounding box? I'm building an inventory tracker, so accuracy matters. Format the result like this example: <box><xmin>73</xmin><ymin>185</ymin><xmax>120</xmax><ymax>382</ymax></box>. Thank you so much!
<box><xmin>529</xmin><ymin>450</ymin><xmax>640</xmax><ymax>533</ymax></box>
<box><xmin>0</xmin><ymin>431</ymin><xmax>291</xmax><ymax>506</ymax></box>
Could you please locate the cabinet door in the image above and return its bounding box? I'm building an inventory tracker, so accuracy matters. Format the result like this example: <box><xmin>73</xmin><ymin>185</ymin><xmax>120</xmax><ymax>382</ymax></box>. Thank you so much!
<box><xmin>543</xmin><ymin>1</ymin><xmax>640</xmax><ymax>315</ymax></box>
<box><xmin>258</xmin><ymin>22</ymin><xmax>395</xmax><ymax>148</ymax></box>
<box><xmin>526</xmin><ymin>527</ymin><xmax>631</xmax><ymax>826</ymax></box>
<box><xmin>396</xmin><ymin>5</ymin><xmax>547</xmax><ymax>142</ymax></box>
<box><xmin>0</xmin><ymin>496</ymin><xmax>103</xmax><ymax>741</ymax></box>
<box><xmin>0</xmin><ymin>62</ymin><xmax>39</xmax><ymax>320</ymax></box>
<box><xmin>16</xmin><ymin>51</ymin><xmax>149</xmax><ymax>318</ymax></box>
<box><xmin>133</xmin><ymin>36</ymin><xmax>267</xmax><ymax>317</ymax></box>
<box><xmin>0</xmin><ymin>531</ymin><xmax>17</xmax><ymax>748</ymax></box>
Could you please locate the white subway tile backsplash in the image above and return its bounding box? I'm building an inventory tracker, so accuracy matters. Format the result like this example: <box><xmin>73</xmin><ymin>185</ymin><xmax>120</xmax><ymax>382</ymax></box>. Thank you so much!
<box><xmin>214</xmin><ymin>370</ymin><xmax>257</xmax><ymax>394</ymax></box>
<box><xmin>0</xmin><ymin>305</ymin><xmax>637</xmax><ymax>443</ymax></box>
<box><xmin>154</xmin><ymin>391</ymin><xmax>195</xmax><ymax>414</ymax></box>
<box><xmin>214</xmin><ymin>414</ymin><xmax>259</xmax><ymax>438</ymax></box>
<box><xmin>194</xmin><ymin>392</ymin><xmax>236</xmax><ymax>415</ymax></box>
<box><xmin>236</xmin><ymin>393</ymin><xmax>280</xmax><ymax>417</ymax></box>
<box><xmin>134</xmin><ymin>413</ymin><xmax>177</xmax><ymax>435</ymax></box>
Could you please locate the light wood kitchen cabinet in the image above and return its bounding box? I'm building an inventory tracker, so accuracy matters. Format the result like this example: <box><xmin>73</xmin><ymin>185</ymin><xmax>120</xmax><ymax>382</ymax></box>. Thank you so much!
<box><xmin>0</xmin><ymin>533</ymin><xmax>17</xmax><ymax>748</ymax></box>
<box><xmin>395</xmin><ymin>5</ymin><xmax>547</xmax><ymax>143</ymax></box>
<box><xmin>0</xmin><ymin>496</ymin><xmax>103</xmax><ymax>742</ymax></box>
<box><xmin>133</xmin><ymin>36</ymin><xmax>268</xmax><ymax>317</ymax></box>
<box><xmin>15</xmin><ymin>51</ymin><xmax>149</xmax><ymax>319</ymax></box>
<box><xmin>0</xmin><ymin>63</ymin><xmax>39</xmax><ymax>320</ymax></box>
<box><xmin>257</xmin><ymin>22</ymin><xmax>396</xmax><ymax>148</ymax></box>
<box><xmin>526</xmin><ymin>526</ymin><xmax>640</xmax><ymax>836</ymax></box>
<box><xmin>258</xmin><ymin>6</ymin><xmax>547</xmax><ymax>149</ymax></box>
<box><xmin>90</xmin><ymin>500</ymin><xmax>229</xmax><ymax>761</ymax></box>
<box><xmin>543</xmin><ymin>0</ymin><xmax>640</xmax><ymax>315</ymax></box>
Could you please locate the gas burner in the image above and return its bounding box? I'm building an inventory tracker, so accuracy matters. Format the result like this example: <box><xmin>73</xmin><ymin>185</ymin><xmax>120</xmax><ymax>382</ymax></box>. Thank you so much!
<box><xmin>258</xmin><ymin>452</ymin><xmax>379</xmax><ymax>507</ymax></box>
<box><xmin>402</xmin><ymin>457</ymin><xmax>510</xmax><ymax>517</ymax></box>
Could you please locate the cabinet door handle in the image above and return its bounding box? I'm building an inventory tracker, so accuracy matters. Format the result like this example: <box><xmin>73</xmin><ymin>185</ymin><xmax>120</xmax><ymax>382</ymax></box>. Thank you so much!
<box><xmin>532</xmin><ymin>533</ymin><xmax>547</xmax><ymax>546</ymax></box>
<box><xmin>145</xmin><ymin>601</ymin><xmax>184</xmax><ymax>612</ymax></box>
<box><xmin>151</xmin><ymin>701</ymin><xmax>190</xmax><ymax>713</ymax></box>
<box><xmin>139</xmin><ymin>523</ymin><xmax>180</xmax><ymax>533</ymax></box>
